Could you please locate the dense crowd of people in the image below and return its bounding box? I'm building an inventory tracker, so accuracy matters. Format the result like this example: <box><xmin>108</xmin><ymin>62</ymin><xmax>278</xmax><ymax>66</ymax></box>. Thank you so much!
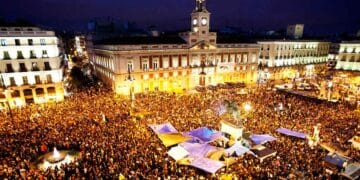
<box><xmin>0</xmin><ymin>86</ymin><xmax>359</xmax><ymax>179</ymax></box>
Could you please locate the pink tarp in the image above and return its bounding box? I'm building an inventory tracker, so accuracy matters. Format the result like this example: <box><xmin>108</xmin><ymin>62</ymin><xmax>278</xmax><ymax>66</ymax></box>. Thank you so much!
<box><xmin>276</xmin><ymin>128</ymin><xmax>307</xmax><ymax>139</ymax></box>
<box><xmin>149</xmin><ymin>123</ymin><xmax>178</xmax><ymax>134</ymax></box>
<box><xmin>190</xmin><ymin>157</ymin><xmax>224</xmax><ymax>174</ymax></box>
<box><xmin>180</xmin><ymin>142</ymin><xmax>217</xmax><ymax>158</ymax></box>
<box><xmin>250</xmin><ymin>134</ymin><xmax>277</xmax><ymax>145</ymax></box>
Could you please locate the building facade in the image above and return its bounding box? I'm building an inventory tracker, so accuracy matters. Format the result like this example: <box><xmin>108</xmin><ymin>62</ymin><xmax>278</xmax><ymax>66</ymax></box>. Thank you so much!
<box><xmin>258</xmin><ymin>41</ymin><xmax>330</xmax><ymax>81</ymax></box>
<box><xmin>0</xmin><ymin>27</ymin><xmax>64</xmax><ymax>109</ymax></box>
<box><xmin>335</xmin><ymin>41</ymin><xmax>360</xmax><ymax>71</ymax></box>
<box><xmin>90</xmin><ymin>0</ymin><xmax>259</xmax><ymax>95</ymax></box>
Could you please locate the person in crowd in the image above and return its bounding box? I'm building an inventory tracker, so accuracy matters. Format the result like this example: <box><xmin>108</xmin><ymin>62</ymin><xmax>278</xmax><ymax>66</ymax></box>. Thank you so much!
<box><xmin>0</xmin><ymin>86</ymin><xmax>358</xmax><ymax>179</ymax></box>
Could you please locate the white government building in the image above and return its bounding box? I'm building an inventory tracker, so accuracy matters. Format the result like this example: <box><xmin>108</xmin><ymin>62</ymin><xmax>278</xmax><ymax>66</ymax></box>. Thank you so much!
<box><xmin>335</xmin><ymin>41</ymin><xmax>360</xmax><ymax>71</ymax></box>
<box><xmin>0</xmin><ymin>27</ymin><xmax>64</xmax><ymax>108</ymax></box>
<box><xmin>89</xmin><ymin>0</ymin><xmax>259</xmax><ymax>95</ymax></box>
<box><xmin>257</xmin><ymin>40</ymin><xmax>330</xmax><ymax>80</ymax></box>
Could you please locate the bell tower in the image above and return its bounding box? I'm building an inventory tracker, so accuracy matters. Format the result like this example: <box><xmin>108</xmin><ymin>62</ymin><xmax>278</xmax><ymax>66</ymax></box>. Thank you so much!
<box><xmin>180</xmin><ymin>0</ymin><xmax>217</xmax><ymax>47</ymax></box>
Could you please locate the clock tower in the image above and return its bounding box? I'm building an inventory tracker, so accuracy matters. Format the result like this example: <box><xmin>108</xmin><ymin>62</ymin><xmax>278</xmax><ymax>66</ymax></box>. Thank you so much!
<box><xmin>180</xmin><ymin>0</ymin><xmax>217</xmax><ymax>47</ymax></box>
<box><xmin>191</xmin><ymin>0</ymin><xmax>210</xmax><ymax>34</ymax></box>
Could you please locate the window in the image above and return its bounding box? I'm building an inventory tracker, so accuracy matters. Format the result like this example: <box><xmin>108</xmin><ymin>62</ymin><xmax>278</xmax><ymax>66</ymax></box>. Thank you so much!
<box><xmin>19</xmin><ymin>63</ymin><xmax>27</xmax><ymax>72</ymax></box>
<box><xmin>30</xmin><ymin>50</ymin><xmax>36</xmax><ymax>59</ymax></box>
<box><xmin>9</xmin><ymin>77</ymin><xmax>16</xmax><ymax>86</ymax></box>
<box><xmin>47</xmin><ymin>87</ymin><xmax>56</xmax><ymax>94</ymax></box>
<box><xmin>22</xmin><ymin>76</ymin><xmax>29</xmax><ymax>85</ymax></box>
<box><xmin>6</xmin><ymin>64</ymin><xmax>14</xmax><ymax>73</ymax></box>
<box><xmin>0</xmin><ymin>39</ymin><xmax>6</xmax><ymax>46</ymax></box>
<box><xmin>44</xmin><ymin>62</ymin><xmax>51</xmax><ymax>70</ymax></box>
<box><xmin>32</xmin><ymin>62</ymin><xmax>39</xmax><ymax>71</ymax></box>
<box><xmin>17</xmin><ymin>51</ymin><xmax>24</xmax><ymax>59</ymax></box>
<box><xmin>11</xmin><ymin>90</ymin><xmax>20</xmax><ymax>97</ymax></box>
<box><xmin>35</xmin><ymin>75</ymin><xmax>41</xmax><ymax>84</ymax></box>
<box><xmin>153</xmin><ymin>60</ymin><xmax>158</xmax><ymax>70</ymax></box>
<box><xmin>15</xmin><ymin>39</ymin><xmax>20</xmax><ymax>46</ymax></box>
<box><xmin>142</xmin><ymin>62</ymin><xmax>148</xmax><ymax>71</ymax></box>
<box><xmin>36</xmin><ymin>88</ymin><xmax>44</xmax><ymax>95</ymax></box>
<box><xmin>3</xmin><ymin>51</ymin><xmax>10</xmax><ymax>60</ymax></box>
<box><xmin>40</xmin><ymin>39</ymin><xmax>46</xmax><ymax>45</ymax></box>
<box><xmin>42</xmin><ymin>50</ymin><xmax>48</xmax><ymax>58</ymax></box>
<box><xmin>23</xmin><ymin>89</ymin><xmax>32</xmax><ymax>96</ymax></box>
<box><xmin>46</xmin><ymin>75</ymin><xmax>53</xmax><ymax>83</ymax></box>
<box><xmin>28</xmin><ymin>39</ymin><xmax>33</xmax><ymax>45</ymax></box>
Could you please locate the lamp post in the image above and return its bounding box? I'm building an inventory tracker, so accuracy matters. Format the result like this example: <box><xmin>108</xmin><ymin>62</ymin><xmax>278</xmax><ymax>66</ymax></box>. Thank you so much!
<box><xmin>0</xmin><ymin>74</ymin><xmax>13</xmax><ymax>119</ymax></box>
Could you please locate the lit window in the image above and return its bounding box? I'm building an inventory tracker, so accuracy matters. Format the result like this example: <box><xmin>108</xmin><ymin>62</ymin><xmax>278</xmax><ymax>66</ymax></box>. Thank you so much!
<box><xmin>42</xmin><ymin>50</ymin><xmax>48</xmax><ymax>58</ymax></box>
<box><xmin>40</xmin><ymin>39</ymin><xmax>46</xmax><ymax>45</ymax></box>
<box><xmin>142</xmin><ymin>62</ymin><xmax>148</xmax><ymax>71</ymax></box>
<box><xmin>153</xmin><ymin>60</ymin><xmax>158</xmax><ymax>70</ymax></box>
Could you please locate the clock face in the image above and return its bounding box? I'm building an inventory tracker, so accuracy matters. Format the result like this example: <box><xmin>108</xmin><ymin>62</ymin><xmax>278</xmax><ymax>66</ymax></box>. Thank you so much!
<box><xmin>201</xmin><ymin>18</ymin><xmax>207</xmax><ymax>25</ymax></box>
<box><xmin>193</xmin><ymin>19</ymin><xmax>198</xmax><ymax>25</ymax></box>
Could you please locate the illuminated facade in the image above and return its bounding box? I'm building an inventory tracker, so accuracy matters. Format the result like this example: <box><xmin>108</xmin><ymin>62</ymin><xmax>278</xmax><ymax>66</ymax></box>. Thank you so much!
<box><xmin>335</xmin><ymin>41</ymin><xmax>360</xmax><ymax>71</ymax></box>
<box><xmin>90</xmin><ymin>0</ymin><xmax>259</xmax><ymax>95</ymax></box>
<box><xmin>258</xmin><ymin>41</ymin><xmax>330</xmax><ymax>80</ymax></box>
<box><xmin>0</xmin><ymin>27</ymin><xmax>64</xmax><ymax>108</ymax></box>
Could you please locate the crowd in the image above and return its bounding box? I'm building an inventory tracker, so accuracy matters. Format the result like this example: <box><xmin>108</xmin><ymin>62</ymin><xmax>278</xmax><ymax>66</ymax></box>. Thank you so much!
<box><xmin>0</xmin><ymin>86</ymin><xmax>359</xmax><ymax>179</ymax></box>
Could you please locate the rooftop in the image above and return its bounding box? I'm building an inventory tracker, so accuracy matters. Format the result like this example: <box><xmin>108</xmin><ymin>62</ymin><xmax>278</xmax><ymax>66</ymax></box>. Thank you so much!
<box><xmin>216</xmin><ymin>35</ymin><xmax>256</xmax><ymax>44</ymax></box>
<box><xmin>95</xmin><ymin>36</ymin><xmax>187</xmax><ymax>45</ymax></box>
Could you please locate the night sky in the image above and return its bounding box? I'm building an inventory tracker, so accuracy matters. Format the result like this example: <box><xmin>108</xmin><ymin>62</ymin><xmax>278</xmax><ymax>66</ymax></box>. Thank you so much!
<box><xmin>1</xmin><ymin>0</ymin><xmax>360</xmax><ymax>35</ymax></box>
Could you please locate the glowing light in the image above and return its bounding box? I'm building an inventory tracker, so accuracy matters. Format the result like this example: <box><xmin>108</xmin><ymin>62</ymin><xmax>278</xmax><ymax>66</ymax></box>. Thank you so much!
<box><xmin>244</xmin><ymin>103</ymin><xmax>252</xmax><ymax>112</ymax></box>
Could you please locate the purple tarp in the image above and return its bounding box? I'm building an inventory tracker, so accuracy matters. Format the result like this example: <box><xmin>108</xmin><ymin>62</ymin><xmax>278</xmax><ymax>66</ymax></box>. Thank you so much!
<box><xmin>149</xmin><ymin>123</ymin><xmax>178</xmax><ymax>134</ymax></box>
<box><xmin>180</xmin><ymin>142</ymin><xmax>217</xmax><ymax>158</ymax></box>
<box><xmin>250</xmin><ymin>134</ymin><xmax>277</xmax><ymax>145</ymax></box>
<box><xmin>184</xmin><ymin>127</ymin><xmax>223</xmax><ymax>143</ymax></box>
<box><xmin>191</xmin><ymin>157</ymin><xmax>224</xmax><ymax>174</ymax></box>
<box><xmin>276</xmin><ymin>128</ymin><xmax>307</xmax><ymax>139</ymax></box>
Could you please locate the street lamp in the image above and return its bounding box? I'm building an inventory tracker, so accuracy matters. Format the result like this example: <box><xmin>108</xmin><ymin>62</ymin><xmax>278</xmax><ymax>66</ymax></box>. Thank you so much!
<box><xmin>0</xmin><ymin>74</ymin><xmax>13</xmax><ymax>119</ymax></box>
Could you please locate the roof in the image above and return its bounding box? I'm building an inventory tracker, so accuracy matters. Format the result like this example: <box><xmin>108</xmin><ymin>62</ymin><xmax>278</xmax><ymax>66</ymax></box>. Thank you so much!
<box><xmin>217</xmin><ymin>35</ymin><xmax>257</xmax><ymax>44</ymax></box>
<box><xmin>95</xmin><ymin>36</ymin><xmax>187</xmax><ymax>45</ymax></box>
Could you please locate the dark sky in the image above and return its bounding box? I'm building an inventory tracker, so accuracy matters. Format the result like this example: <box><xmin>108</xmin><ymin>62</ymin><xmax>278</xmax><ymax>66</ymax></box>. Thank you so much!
<box><xmin>1</xmin><ymin>0</ymin><xmax>360</xmax><ymax>35</ymax></box>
